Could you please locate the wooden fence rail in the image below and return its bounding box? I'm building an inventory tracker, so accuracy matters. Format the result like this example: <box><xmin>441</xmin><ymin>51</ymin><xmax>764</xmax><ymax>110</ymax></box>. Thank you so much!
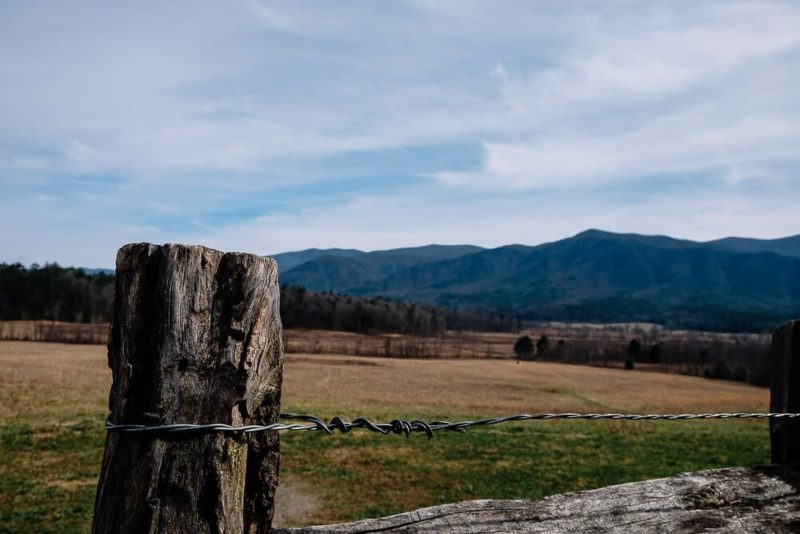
<box><xmin>92</xmin><ymin>243</ymin><xmax>800</xmax><ymax>533</ymax></box>
<box><xmin>0</xmin><ymin>320</ymin><xmax>108</xmax><ymax>344</ymax></box>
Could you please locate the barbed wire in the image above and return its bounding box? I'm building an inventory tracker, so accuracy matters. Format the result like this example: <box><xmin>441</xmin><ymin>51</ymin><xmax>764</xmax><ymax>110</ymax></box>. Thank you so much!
<box><xmin>105</xmin><ymin>412</ymin><xmax>800</xmax><ymax>439</ymax></box>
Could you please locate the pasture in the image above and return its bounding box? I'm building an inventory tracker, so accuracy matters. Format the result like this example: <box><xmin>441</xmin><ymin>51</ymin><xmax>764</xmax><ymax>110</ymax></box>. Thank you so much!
<box><xmin>0</xmin><ymin>340</ymin><xmax>771</xmax><ymax>532</ymax></box>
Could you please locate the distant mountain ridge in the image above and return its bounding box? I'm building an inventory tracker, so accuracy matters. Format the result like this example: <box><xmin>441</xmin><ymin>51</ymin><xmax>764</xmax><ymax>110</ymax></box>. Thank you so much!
<box><xmin>272</xmin><ymin>244</ymin><xmax>484</xmax><ymax>289</ymax></box>
<box><xmin>270</xmin><ymin>248</ymin><xmax>364</xmax><ymax>272</ymax></box>
<box><xmin>706</xmin><ymin>235</ymin><xmax>800</xmax><ymax>259</ymax></box>
<box><xmin>275</xmin><ymin>230</ymin><xmax>800</xmax><ymax>331</ymax></box>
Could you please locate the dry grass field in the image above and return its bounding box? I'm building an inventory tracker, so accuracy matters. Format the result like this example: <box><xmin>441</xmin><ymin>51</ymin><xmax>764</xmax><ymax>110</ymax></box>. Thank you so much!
<box><xmin>283</xmin><ymin>353</ymin><xmax>768</xmax><ymax>415</ymax></box>
<box><xmin>0</xmin><ymin>340</ymin><xmax>772</xmax><ymax>532</ymax></box>
<box><xmin>0</xmin><ymin>342</ymin><xmax>109</xmax><ymax>422</ymax></box>
<box><xmin>0</xmin><ymin>339</ymin><xmax>766</xmax><ymax>420</ymax></box>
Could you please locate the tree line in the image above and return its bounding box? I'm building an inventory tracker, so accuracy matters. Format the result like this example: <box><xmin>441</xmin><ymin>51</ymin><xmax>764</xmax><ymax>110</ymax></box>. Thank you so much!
<box><xmin>280</xmin><ymin>284</ymin><xmax>518</xmax><ymax>334</ymax></box>
<box><xmin>0</xmin><ymin>263</ymin><xmax>114</xmax><ymax>323</ymax></box>
<box><xmin>512</xmin><ymin>332</ymin><xmax>770</xmax><ymax>386</ymax></box>
<box><xmin>0</xmin><ymin>263</ymin><xmax>517</xmax><ymax>334</ymax></box>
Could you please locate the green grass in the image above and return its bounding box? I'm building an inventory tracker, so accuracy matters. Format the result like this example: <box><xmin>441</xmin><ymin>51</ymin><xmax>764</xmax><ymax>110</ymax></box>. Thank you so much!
<box><xmin>0</xmin><ymin>415</ymin><xmax>106</xmax><ymax>534</ymax></box>
<box><xmin>279</xmin><ymin>407</ymin><xmax>770</xmax><ymax>525</ymax></box>
<box><xmin>0</xmin><ymin>407</ymin><xmax>771</xmax><ymax>532</ymax></box>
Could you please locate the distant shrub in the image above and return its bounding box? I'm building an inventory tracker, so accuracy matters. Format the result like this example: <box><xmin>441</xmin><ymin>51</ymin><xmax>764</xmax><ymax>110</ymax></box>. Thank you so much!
<box><xmin>704</xmin><ymin>361</ymin><xmax>732</xmax><ymax>380</ymax></box>
<box><xmin>627</xmin><ymin>339</ymin><xmax>642</xmax><ymax>361</ymax></box>
<box><xmin>649</xmin><ymin>343</ymin><xmax>662</xmax><ymax>363</ymax></box>
<box><xmin>513</xmin><ymin>335</ymin><xmax>534</xmax><ymax>360</ymax></box>
<box><xmin>624</xmin><ymin>358</ymin><xmax>635</xmax><ymax>370</ymax></box>
<box><xmin>537</xmin><ymin>335</ymin><xmax>550</xmax><ymax>355</ymax></box>
<box><xmin>733</xmin><ymin>365</ymin><xmax>748</xmax><ymax>382</ymax></box>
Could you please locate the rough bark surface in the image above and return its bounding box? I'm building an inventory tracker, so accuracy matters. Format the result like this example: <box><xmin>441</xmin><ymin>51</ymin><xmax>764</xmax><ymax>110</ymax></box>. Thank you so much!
<box><xmin>281</xmin><ymin>465</ymin><xmax>800</xmax><ymax>533</ymax></box>
<box><xmin>93</xmin><ymin>243</ymin><xmax>283</xmax><ymax>534</ymax></box>
<box><xmin>772</xmin><ymin>320</ymin><xmax>800</xmax><ymax>464</ymax></box>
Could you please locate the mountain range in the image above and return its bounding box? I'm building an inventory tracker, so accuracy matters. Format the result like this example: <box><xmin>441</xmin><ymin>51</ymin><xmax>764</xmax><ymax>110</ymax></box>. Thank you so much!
<box><xmin>273</xmin><ymin>230</ymin><xmax>800</xmax><ymax>331</ymax></box>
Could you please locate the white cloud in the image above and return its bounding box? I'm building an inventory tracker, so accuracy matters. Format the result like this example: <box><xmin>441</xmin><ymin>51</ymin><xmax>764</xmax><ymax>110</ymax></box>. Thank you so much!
<box><xmin>2</xmin><ymin>1</ymin><xmax>798</xmax><ymax>183</ymax></box>
<box><xmin>1</xmin><ymin>1</ymin><xmax>799</xmax><ymax>266</ymax></box>
<box><xmin>438</xmin><ymin>109</ymin><xmax>800</xmax><ymax>189</ymax></box>
<box><xmin>436</xmin><ymin>1</ymin><xmax>800</xmax><ymax>189</ymax></box>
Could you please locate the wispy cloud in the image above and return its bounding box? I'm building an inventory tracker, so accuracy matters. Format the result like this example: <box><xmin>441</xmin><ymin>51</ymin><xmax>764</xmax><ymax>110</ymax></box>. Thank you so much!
<box><xmin>1</xmin><ymin>1</ymin><xmax>798</xmax><ymax>266</ymax></box>
<box><xmin>437</xmin><ymin>1</ymin><xmax>800</xmax><ymax>189</ymax></box>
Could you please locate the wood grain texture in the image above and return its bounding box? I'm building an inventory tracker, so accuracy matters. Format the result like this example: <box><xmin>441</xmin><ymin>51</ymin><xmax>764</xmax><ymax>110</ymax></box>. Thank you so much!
<box><xmin>93</xmin><ymin>243</ymin><xmax>283</xmax><ymax>534</ymax></box>
<box><xmin>282</xmin><ymin>465</ymin><xmax>800</xmax><ymax>533</ymax></box>
<box><xmin>772</xmin><ymin>320</ymin><xmax>800</xmax><ymax>464</ymax></box>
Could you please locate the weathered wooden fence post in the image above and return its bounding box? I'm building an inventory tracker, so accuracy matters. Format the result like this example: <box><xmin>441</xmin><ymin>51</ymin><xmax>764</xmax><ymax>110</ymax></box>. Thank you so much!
<box><xmin>93</xmin><ymin>243</ymin><xmax>283</xmax><ymax>533</ymax></box>
<box><xmin>771</xmin><ymin>320</ymin><xmax>800</xmax><ymax>464</ymax></box>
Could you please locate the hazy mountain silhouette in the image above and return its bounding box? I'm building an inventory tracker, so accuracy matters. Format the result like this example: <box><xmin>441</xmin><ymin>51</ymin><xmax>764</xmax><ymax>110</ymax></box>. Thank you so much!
<box><xmin>270</xmin><ymin>248</ymin><xmax>364</xmax><ymax>272</ymax></box>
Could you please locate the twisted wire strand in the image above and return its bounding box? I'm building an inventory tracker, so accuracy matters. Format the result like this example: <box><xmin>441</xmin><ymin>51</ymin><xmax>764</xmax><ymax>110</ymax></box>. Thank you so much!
<box><xmin>105</xmin><ymin>412</ymin><xmax>800</xmax><ymax>439</ymax></box>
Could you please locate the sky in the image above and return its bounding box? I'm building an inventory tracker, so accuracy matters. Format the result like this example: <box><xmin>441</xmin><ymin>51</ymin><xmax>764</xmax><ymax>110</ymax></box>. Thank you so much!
<box><xmin>1</xmin><ymin>1</ymin><xmax>799</xmax><ymax>268</ymax></box>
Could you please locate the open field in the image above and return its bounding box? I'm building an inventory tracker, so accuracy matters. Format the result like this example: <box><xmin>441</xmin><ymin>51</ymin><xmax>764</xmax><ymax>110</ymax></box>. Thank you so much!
<box><xmin>0</xmin><ymin>341</ymin><xmax>772</xmax><ymax>532</ymax></box>
<box><xmin>0</xmin><ymin>322</ymin><xmax>771</xmax><ymax>386</ymax></box>
<box><xmin>283</xmin><ymin>353</ymin><xmax>767</xmax><ymax>415</ymax></box>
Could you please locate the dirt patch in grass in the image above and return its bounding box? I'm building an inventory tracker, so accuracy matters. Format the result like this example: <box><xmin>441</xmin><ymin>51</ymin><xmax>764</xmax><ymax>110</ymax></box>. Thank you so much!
<box><xmin>273</xmin><ymin>479</ymin><xmax>321</xmax><ymax>528</ymax></box>
<box><xmin>46</xmin><ymin>478</ymin><xmax>97</xmax><ymax>491</ymax></box>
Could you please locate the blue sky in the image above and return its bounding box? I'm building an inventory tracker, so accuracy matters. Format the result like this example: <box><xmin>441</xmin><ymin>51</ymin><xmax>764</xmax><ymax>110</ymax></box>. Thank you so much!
<box><xmin>2</xmin><ymin>1</ymin><xmax>799</xmax><ymax>268</ymax></box>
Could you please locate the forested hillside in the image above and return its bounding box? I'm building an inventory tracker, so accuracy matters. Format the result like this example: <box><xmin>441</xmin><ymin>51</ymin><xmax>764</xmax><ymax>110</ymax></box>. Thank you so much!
<box><xmin>280</xmin><ymin>285</ymin><xmax>516</xmax><ymax>334</ymax></box>
<box><xmin>280</xmin><ymin>230</ymin><xmax>800</xmax><ymax>332</ymax></box>
<box><xmin>274</xmin><ymin>244</ymin><xmax>483</xmax><ymax>289</ymax></box>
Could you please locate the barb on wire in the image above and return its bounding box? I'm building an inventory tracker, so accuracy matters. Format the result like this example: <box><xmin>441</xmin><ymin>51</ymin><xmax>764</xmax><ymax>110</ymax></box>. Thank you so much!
<box><xmin>105</xmin><ymin>412</ymin><xmax>800</xmax><ymax>439</ymax></box>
